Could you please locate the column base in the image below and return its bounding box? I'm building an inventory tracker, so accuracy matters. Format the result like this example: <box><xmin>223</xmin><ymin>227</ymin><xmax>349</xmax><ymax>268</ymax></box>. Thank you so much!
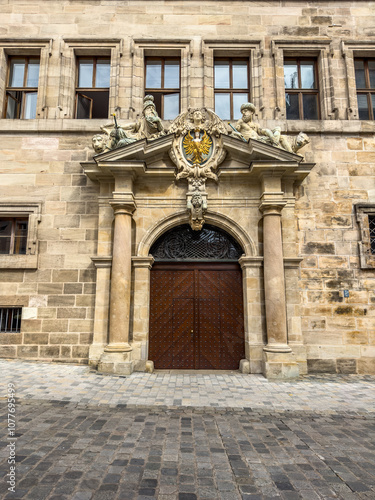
<box><xmin>104</xmin><ymin>342</ymin><xmax>132</xmax><ymax>353</ymax></box>
<box><xmin>262</xmin><ymin>350</ymin><xmax>299</xmax><ymax>379</ymax></box>
<box><xmin>263</xmin><ymin>343</ymin><xmax>292</xmax><ymax>353</ymax></box>
<box><xmin>98</xmin><ymin>351</ymin><xmax>134</xmax><ymax>376</ymax></box>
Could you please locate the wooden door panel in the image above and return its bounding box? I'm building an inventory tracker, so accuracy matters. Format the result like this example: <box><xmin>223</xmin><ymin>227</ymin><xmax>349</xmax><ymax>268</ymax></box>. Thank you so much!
<box><xmin>173</xmin><ymin>270</ymin><xmax>194</xmax><ymax>298</ymax></box>
<box><xmin>198</xmin><ymin>298</ymin><xmax>221</xmax><ymax>369</ymax></box>
<box><xmin>173</xmin><ymin>298</ymin><xmax>194</xmax><ymax>368</ymax></box>
<box><xmin>197</xmin><ymin>270</ymin><xmax>220</xmax><ymax>299</ymax></box>
<box><xmin>149</xmin><ymin>263</ymin><xmax>245</xmax><ymax>370</ymax></box>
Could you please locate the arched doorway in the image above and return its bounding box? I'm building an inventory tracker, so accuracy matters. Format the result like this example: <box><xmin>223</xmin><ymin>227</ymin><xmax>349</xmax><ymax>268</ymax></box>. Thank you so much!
<box><xmin>149</xmin><ymin>224</ymin><xmax>245</xmax><ymax>370</ymax></box>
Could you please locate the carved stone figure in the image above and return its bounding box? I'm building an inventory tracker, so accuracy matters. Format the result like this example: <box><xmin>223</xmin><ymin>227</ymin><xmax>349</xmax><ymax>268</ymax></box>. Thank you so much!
<box><xmin>91</xmin><ymin>96</ymin><xmax>165</xmax><ymax>154</ymax></box>
<box><xmin>92</xmin><ymin>134</ymin><xmax>107</xmax><ymax>154</ymax></box>
<box><xmin>187</xmin><ymin>192</ymin><xmax>207</xmax><ymax>231</ymax></box>
<box><xmin>232</xmin><ymin>103</ymin><xmax>277</xmax><ymax>144</ymax></box>
<box><xmin>230</xmin><ymin>103</ymin><xmax>310</xmax><ymax>156</ymax></box>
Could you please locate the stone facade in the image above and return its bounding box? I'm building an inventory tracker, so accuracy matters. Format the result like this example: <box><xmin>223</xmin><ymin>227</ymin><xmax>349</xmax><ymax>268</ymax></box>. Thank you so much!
<box><xmin>0</xmin><ymin>0</ymin><xmax>374</xmax><ymax>376</ymax></box>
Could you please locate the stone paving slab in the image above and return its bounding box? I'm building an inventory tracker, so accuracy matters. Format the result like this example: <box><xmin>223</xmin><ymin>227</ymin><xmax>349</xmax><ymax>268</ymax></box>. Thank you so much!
<box><xmin>0</xmin><ymin>401</ymin><xmax>375</xmax><ymax>500</ymax></box>
<box><xmin>1</xmin><ymin>360</ymin><xmax>375</xmax><ymax>499</ymax></box>
<box><xmin>0</xmin><ymin>360</ymin><xmax>375</xmax><ymax>413</ymax></box>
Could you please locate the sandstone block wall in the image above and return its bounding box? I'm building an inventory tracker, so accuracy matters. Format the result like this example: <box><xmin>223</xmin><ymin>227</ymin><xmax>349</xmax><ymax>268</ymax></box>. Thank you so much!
<box><xmin>0</xmin><ymin>0</ymin><xmax>374</xmax><ymax>372</ymax></box>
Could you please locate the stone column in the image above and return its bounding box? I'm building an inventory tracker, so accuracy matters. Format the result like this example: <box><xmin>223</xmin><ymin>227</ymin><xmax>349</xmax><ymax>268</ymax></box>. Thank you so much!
<box><xmin>259</xmin><ymin>173</ymin><xmax>299</xmax><ymax>378</ymax></box>
<box><xmin>260</xmin><ymin>202</ymin><xmax>290</xmax><ymax>352</ymax></box>
<box><xmin>104</xmin><ymin>200</ymin><xmax>135</xmax><ymax>352</ymax></box>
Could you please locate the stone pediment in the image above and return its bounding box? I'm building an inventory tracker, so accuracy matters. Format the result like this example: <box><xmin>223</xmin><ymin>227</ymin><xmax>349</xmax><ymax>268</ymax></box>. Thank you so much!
<box><xmin>84</xmin><ymin>129</ymin><xmax>313</xmax><ymax>184</ymax></box>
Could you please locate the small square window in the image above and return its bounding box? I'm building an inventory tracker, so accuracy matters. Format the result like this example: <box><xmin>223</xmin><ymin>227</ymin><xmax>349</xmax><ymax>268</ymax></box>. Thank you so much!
<box><xmin>145</xmin><ymin>57</ymin><xmax>180</xmax><ymax>120</ymax></box>
<box><xmin>75</xmin><ymin>57</ymin><xmax>110</xmax><ymax>119</ymax></box>
<box><xmin>4</xmin><ymin>57</ymin><xmax>40</xmax><ymax>119</ymax></box>
<box><xmin>0</xmin><ymin>218</ymin><xmax>28</xmax><ymax>255</ymax></box>
<box><xmin>355</xmin><ymin>58</ymin><xmax>375</xmax><ymax>120</ymax></box>
<box><xmin>284</xmin><ymin>58</ymin><xmax>320</xmax><ymax>120</ymax></box>
<box><xmin>0</xmin><ymin>308</ymin><xmax>22</xmax><ymax>333</ymax></box>
<box><xmin>214</xmin><ymin>58</ymin><xmax>249</xmax><ymax>120</ymax></box>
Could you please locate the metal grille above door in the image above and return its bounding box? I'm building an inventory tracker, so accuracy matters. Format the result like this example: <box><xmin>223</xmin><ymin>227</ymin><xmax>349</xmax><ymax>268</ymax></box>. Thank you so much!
<box><xmin>149</xmin><ymin>262</ymin><xmax>245</xmax><ymax>370</ymax></box>
<box><xmin>150</xmin><ymin>224</ymin><xmax>243</xmax><ymax>261</ymax></box>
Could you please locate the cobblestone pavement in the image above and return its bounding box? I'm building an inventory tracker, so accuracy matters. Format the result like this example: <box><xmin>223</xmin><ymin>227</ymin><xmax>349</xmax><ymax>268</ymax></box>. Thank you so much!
<box><xmin>0</xmin><ymin>361</ymin><xmax>374</xmax><ymax>500</ymax></box>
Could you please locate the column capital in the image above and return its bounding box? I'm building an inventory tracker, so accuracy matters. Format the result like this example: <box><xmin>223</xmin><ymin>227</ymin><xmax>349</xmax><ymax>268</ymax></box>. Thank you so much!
<box><xmin>259</xmin><ymin>200</ymin><xmax>287</xmax><ymax>215</ymax></box>
<box><xmin>132</xmin><ymin>256</ymin><xmax>155</xmax><ymax>269</ymax></box>
<box><xmin>109</xmin><ymin>199</ymin><xmax>136</xmax><ymax>216</ymax></box>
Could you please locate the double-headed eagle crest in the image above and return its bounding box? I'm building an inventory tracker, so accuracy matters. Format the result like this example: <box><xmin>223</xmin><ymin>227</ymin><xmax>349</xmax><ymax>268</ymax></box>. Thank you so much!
<box><xmin>182</xmin><ymin>129</ymin><xmax>212</xmax><ymax>165</ymax></box>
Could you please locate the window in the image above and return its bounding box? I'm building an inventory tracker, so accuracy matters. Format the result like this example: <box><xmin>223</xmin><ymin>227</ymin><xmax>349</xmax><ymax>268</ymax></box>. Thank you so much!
<box><xmin>75</xmin><ymin>57</ymin><xmax>110</xmax><ymax>119</ymax></box>
<box><xmin>4</xmin><ymin>57</ymin><xmax>40</xmax><ymax>119</ymax></box>
<box><xmin>145</xmin><ymin>57</ymin><xmax>180</xmax><ymax>120</ymax></box>
<box><xmin>355</xmin><ymin>59</ymin><xmax>375</xmax><ymax>120</ymax></box>
<box><xmin>370</xmin><ymin>215</ymin><xmax>375</xmax><ymax>254</ymax></box>
<box><xmin>355</xmin><ymin>204</ymin><xmax>375</xmax><ymax>269</ymax></box>
<box><xmin>214</xmin><ymin>58</ymin><xmax>249</xmax><ymax>120</ymax></box>
<box><xmin>0</xmin><ymin>218</ymin><xmax>28</xmax><ymax>255</ymax></box>
<box><xmin>284</xmin><ymin>59</ymin><xmax>319</xmax><ymax>120</ymax></box>
<box><xmin>0</xmin><ymin>308</ymin><xmax>22</xmax><ymax>333</ymax></box>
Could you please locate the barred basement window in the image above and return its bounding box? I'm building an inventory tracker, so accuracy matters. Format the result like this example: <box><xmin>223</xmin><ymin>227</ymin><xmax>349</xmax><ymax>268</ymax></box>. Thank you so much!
<box><xmin>0</xmin><ymin>308</ymin><xmax>22</xmax><ymax>333</ymax></box>
<box><xmin>369</xmin><ymin>215</ymin><xmax>375</xmax><ymax>254</ymax></box>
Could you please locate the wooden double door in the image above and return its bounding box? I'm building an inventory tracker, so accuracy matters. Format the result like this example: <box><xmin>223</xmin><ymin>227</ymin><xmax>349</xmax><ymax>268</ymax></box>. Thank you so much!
<box><xmin>149</xmin><ymin>262</ymin><xmax>245</xmax><ymax>370</ymax></box>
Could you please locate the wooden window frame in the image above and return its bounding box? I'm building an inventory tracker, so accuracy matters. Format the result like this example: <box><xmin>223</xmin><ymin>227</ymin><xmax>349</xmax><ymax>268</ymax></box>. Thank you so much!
<box><xmin>0</xmin><ymin>217</ymin><xmax>28</xmax><ymax>255</ymax></box>
<box><xmin>214</xmin><ymin>57</ymin><xmax>250</xmax><ymax>120</ymax></box>
<box><xmin>75</xmin><ymin>56</ymin><xmax>110</xmax><ymax>119</ymax></box>
<box><xmin>144</xmin><ymin>56</ymin><xmax>181</xmax><ymax>119</ymax></box>
<box><xmin>284</xmin><ymin>57</ymin><xmax>320</xmax><ymax>120</ymax></box>
<box><xmin>3</xmin><ymin>56</ymin><xmax>40</xmax><ymax>119</ymax></box>
<box><xmin>355</xmin><ymin>58</ymin><xmax>375</xmax><ymax>120</ymax></box>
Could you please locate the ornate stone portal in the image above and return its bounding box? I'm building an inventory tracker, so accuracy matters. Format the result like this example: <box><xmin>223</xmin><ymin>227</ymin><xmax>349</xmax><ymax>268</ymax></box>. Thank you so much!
<box><xmin>87</xmin><ymin>101</ymin><xmax>312</xmax><ymax>378</ymax></box>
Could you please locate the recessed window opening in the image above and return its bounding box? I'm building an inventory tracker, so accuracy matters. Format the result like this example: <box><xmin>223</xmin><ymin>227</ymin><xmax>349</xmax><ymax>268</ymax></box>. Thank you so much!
<box><xmin>75</xmin><ymin>57</ymin><xmax>110</xmax><ymax>119</ymax></box>
<box><xmin>145</xmin><ymin>57</ymin><xmax>180</xmax><ymax>120</ymax></box>
<box><xmin>214</xmin><ymin>58</ymin><xmax>250</xmax><ymax>120</ymax></box>
<box><xmin>0</xmin><ymin>218</ymin><xmax>28</xmax><ymax>255</ymax></box>
<box><xmin>369</xmin><ymin>215</ymin><xmax>375</xmax><ymax>254</ymax></box>
<box><xmin>0</xmin><ymin>308</ymin><xmax>22</xmax><ymax>333</ymax></box>
<box><xmin>4</xmin><ymin>57</ymin><xmax>40</xmax><ymax>119</ymax></box>
<box><xmin>284</xmin><ymin>58</ymin><xmax>319</xmax><ymax>119</ymax></box>
<box><xmin>355</xmin><ymin>58</ymin><xmax>375</xmax><ymax>120</ymax></box>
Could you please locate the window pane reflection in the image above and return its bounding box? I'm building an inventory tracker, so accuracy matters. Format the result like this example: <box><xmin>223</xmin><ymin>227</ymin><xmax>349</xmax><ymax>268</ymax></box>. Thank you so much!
<box><xmin>284</xmin><ymin>63</ymin><xmax>298</xmax><ymax>89</ymax></box>
<box><xmin>303</xmin><ymin>94</ymin><xmax>319</xmax><ymax>120</ymax></box>
<box><xmin>9</xmin><ymin>59</ymin><xmax>25</xmax><ymax>87</ymax></box>
<box><xmin>357</xmin><ymin>94</ymin><xmax>369</xmax><ymax>120</ymax></box>
<box><xmin>96</xmin><ymin>59</ymin><xmax>110</xmax><ymax>88</ymax></box>
<box><xmin>355</xmin><ymin>60</ymin><xmax>366</xmax><ymax>88</ymax></box>
<box><xmin>233</xmin><ymin>93</ymin><xmax>248</xmax><ymax>119</ymax></box>
<box><xmin>232</xmin><ymin>61</ymin><xmax>248</xmax><ymax>89</ymax></box>
<box><xmin>285</xmin><ymin>93</ymin><xmax>299</xmax><ymax>119</ymax></box>
<box><xmin>146</xmin><ymin>61</ymin><xmax>162</xmax><ymax>88</ymax></box>
<box><xmin>24</xmin><ymin>92</ymin><xmax>38</xmax><ymax>119</ymax></box>
<box><xmin>164</xmin><ymin>61</ymin><xmax>179</xmax><ymax>88</ymax></box>
<box><xmin>164</xmin><ymin>93</ymin><xmax>179</xmax><ymax>120</ymax></box>
<box><xmin>78</xmin><ymin>60</ymin><xmax>94</xmax><ymax>88</ymax></box>
<box><xmin>27</xmin><ymin>60</ymin><xmax>40</xmax><ymax>87</ymax></box>
<box><xmin>369</xmin><ymin>61</ymin><xmax>375</xmax><ymax>88</ymax></box>
<box><xmin>301</xmin><ymin>63</ymin><xmax>315</xmax><ymax>89</ymax></box>
<box><xmin>215</xmin><ymin>62</ymin><xmax>230</xmax><ymax>89</ymax></box>
<box><xmin>215</xmin><ymin>93</ymin><xmax>230</xmax><ymax>119</ymax></box>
